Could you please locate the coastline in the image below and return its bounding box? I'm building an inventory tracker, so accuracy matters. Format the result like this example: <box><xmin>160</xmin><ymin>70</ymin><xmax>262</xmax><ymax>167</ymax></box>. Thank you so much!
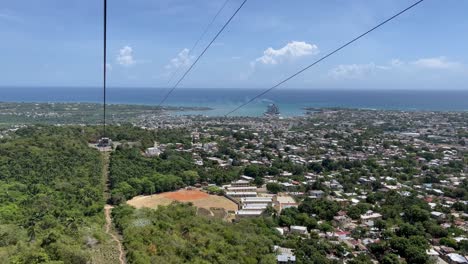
<box><xmin>0</xmin><ymin>88</ymin><xmax>468</xmax><ymax>117</ymax></box>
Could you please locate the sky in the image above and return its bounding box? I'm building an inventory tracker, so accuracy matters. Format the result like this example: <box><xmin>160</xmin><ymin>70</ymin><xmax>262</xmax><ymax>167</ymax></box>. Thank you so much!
<box><xmin>0</xmin><ymin>0</ymin><xmax>467</xmax><ymax>90</ymax></box>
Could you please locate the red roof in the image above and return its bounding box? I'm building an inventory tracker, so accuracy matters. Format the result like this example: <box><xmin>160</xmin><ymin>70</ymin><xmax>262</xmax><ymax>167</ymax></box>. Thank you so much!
<box><xmin>335</xmin><ymin>231</ymin><xmax>350</xmax><ymax>236</ymax></box>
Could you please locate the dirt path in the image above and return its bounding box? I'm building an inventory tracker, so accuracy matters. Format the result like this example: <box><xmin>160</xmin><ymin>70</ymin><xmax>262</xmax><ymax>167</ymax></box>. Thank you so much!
<box><xmin>102</xmin><ymin>152</ymin><xmax>126</xmax><ymax>264</ymax></box>
<box><xmin>104</xmin><ymin>205</ymin><xmax>125</xmax><ymax>264</ymax></box>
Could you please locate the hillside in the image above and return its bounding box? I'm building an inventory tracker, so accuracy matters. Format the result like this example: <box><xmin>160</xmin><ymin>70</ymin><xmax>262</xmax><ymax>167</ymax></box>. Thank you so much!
<box><xmin>0</xmin><ymin>127</ymin><xmax>117</xmax><ymax>263</ymax></box>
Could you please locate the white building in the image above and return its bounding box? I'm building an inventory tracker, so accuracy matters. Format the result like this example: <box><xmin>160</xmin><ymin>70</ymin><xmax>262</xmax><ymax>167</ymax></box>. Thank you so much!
<box><xmin>241</xmin><ymin>197</ymin><xmax>273</xmax><ymax>205</ymax></box>
<box><xmin>226</xmin><ymin>186</ymin><xmax>257</xmax><ymax>192</ymax></box>
<box><xmin>145</xmin><ymin>143</ymin><xmax>161</xmax><ymax>157</ymax></box>
<box><xmin>226</xmin><ymin>192</ymin><xmax>257</xmax><ymax>198</ymax></box>
<box><xmin>235</xmin><ymin>210</ymin><xmax>263</xmax><ymax>219</ymax></box>
<box><xmin>275</xmin><ymin>246</ymin><xmax>296</xmax><ymax>264</ymax></box>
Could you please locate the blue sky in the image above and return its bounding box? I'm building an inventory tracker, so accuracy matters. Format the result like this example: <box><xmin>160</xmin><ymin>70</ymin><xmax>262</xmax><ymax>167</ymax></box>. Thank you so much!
<box><xmin>0</xmin><ymin>0</ymin><xmax>467</xmax><ymax>90</ymax></box>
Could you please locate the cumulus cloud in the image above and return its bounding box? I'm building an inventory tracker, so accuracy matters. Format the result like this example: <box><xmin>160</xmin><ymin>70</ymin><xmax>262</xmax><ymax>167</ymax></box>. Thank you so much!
<box><xmin>117</xmin><ymin>46</ymin><xmax>135</xmax><ymax>66</ymax></box>
<box><xmin>165</xmin><ymin>48</ymin><xmax>193</xmax><ymax>70</ymax></box>
<box><xmin>329</xmin><ymin>56</ymin><xmax>464</xmax><ymax>79</ymax></box>
<box><xmin>253</xmin><ymin>41</ymin><xmax>319</xmax><ymax>66</ymax></box>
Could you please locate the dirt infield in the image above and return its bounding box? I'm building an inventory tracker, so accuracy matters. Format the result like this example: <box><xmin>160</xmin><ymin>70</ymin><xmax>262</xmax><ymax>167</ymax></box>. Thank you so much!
<box><xmin>127</xmin><ymin>189</ymin><xmax>238</xmax><ymax>217</ymax></box>
<box><xmin>163</xmin><ymin>189</ymin><xmax>209</xmax><ymax>201</ymax></box>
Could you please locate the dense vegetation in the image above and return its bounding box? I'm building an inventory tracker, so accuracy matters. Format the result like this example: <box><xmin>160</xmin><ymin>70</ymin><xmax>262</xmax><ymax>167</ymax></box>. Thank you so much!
<box><xmin>12</xmin><ymin>124</ymin><xmax>191</xmax><ymax>149</ymax></box>
<box><xmin>108</xmin><ymin>146</ymin><xmax>243</xmax><ymax>204</ymax></box>
<box><xmin>112</xmin><ymin>203</ymin><xmax>281</xmax><ymax>264</ymax></box>
<box><xmin>0</xmin><ymin>127</ymin><xmax>105</xmax><ymax>263</ymax></box>
<box><xmin>109</xmin><ymin>147</ymin><xmax>195</xmax><ymax>203</ymax></box>
<box><xmin>112</xmin><ymin>201</ymin><xmax>366</xmax><ymax>264</ymax></box>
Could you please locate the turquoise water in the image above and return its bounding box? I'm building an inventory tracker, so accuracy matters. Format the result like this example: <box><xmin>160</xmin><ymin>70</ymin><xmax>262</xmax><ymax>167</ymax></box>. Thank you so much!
<box><xmin>1</xmin><ymin>87</ymin><xmax>467</xmax><ymax>116</ymax></box>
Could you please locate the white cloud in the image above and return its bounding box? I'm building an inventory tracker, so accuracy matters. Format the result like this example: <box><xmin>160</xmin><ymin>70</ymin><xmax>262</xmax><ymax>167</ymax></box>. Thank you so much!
<box><xmin>254</xmin><ymin>41</ymin><xmax>319</xmax><ymax>66</ymax></box>
<box><xmin>410</xmin><ymin>56</ymin><xmax>462</xmax><ymax>69</ymax></box>
<box><xmin>390</xmin><ymin>59</ymin><xmax>404</xmax><ymax>67</ymax></box>
<box><xmin>117</xmin><ymin>46</ymin><xmax>135</xmax><ymax>66</ymax></box>
<box><xmin>165</xmin><ymin>48</ymin><xmax>193</xmax><ymax>70</ymax></box>
<box><xmin>329</xmin><ymin>63</ymin><xmax>379</xmax><ymax>79</ymax></box>
<box><xmin>329</xmin><ymin>56</ymin><xmax>465</xmax><ymax>79</ymax></box>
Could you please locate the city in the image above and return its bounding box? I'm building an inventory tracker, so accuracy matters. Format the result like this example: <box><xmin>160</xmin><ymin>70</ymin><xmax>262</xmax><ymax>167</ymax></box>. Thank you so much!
<box><xmin>3</xmin><ymin>106</ymin><xmax>466</xmax><ymax>263</ymax></box>
<box><xmin>1</xmin><ymin>0</ymin><xmax>468</xmax><ymax>263</ymax></box>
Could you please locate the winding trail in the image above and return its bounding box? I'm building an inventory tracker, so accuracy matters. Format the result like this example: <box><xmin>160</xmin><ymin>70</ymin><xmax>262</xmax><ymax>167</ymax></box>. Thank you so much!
<box><xmin>101</xmin><ymin>152</ymin><xmax>126</xmax><ymax>264</ymax></box>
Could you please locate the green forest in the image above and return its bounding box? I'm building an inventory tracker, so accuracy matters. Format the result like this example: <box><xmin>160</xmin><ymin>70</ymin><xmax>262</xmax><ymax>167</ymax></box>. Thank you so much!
<box><xmin>109</xmin><ymin>148</ymin><xmax>192</xmax><ymax>204</ymax></box>
<box><xmin>111</xmin><ymin>200</ymin><xmax>373</xmax><ymax>264</ymax></box>
<box><xmin>0</xmin><ymin>127</ymin><xmax>105</xmax><ymax>263</ymax></box>
<box><xmin>108</xmin><ymin>146</ymin><xmax>243</xmax><ymax>204</ymax></box>
<box><xmin>112</xmin><ymin>204</ymin><xmax>280</xmax><ymax>264</ymax></box>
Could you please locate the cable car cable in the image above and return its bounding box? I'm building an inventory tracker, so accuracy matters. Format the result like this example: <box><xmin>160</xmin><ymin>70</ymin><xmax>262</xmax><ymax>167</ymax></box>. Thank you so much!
<box><xmin>165</xmin><ymin>0</ymin><xmax>231</xmax><ymax>87</ymax></box>
<box><xmin>224</xmin><ymin>0</ymin><xmax>425</xmax><ymax>117</ymax></box>
<box><xmin>158</xmin><ymin>0</ymin><xmax>249</xmax><ymax>107</ymax></box>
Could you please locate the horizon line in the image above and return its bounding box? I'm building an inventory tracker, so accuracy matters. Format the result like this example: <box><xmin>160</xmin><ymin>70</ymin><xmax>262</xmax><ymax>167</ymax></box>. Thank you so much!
<box><xmin>0</xmin><ymin>86</ymin><xmax>467</xmax><ymax>91</ymax></box>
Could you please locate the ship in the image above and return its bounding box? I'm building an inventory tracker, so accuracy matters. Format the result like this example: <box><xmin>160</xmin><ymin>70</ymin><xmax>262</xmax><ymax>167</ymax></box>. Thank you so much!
<box><xmin>264</xmin><ymin>103</ymin><xmax>280</xmax><ymax>116</ymax></box>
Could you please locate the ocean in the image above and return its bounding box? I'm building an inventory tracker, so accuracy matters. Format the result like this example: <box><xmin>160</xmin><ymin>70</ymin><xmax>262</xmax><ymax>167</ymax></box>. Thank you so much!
<box><xmin>1</xmin><ymin>87</ymin><xmax>467</xmax><ymax>117</ymax></box>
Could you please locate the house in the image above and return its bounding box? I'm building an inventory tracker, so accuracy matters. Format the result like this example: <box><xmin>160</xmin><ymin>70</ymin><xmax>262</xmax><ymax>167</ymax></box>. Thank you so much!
<box><xmin>231</xmin><ymin>180</ymin><xmax>251</xmax><ymax>187</ymax></box>
<box><xmin>207</xmin><ymin>157</ymin><xmax>227</xmax><ymax>166</ymax></box>
<box><xmin>360</xmin><ymin>210</ymin><xmax>382</xmax><ymax>227</ymax></box>
<box><xmin>275</xmin><ymin>227</ymin><xmax>285</xmax><ymax>236</ymax></box>
<box><xmin>277</xmin><ymin>253</ymin><xmax>296</xmax><ymax>264</ymax></box>
<box><xmin>360</xmin><ymin>210</ymin><xmax>382</xmax><ymax>220</ymax></box>
<box><xmin>145</xmin><ymin>143</ymin><xmax>161</xmax><ymax>157</ymax></box>
<box><xmin>309</xmin><ymin>190</ymin><xmax>325</xmax><ymax>199</ymax></box>
<box><xmin>333</xmin><ymin>215</ymin><xmax>352</xmax><ymax>228</ymax></box>
<box><xmin>446</xmin><ymin>253</ymin><xmax>468</xmax><ymax>264</ymax></box>
<box><xmin>280</xmin><ymin>182</ymin><xmax>298</xmax><ymax>191</ymax></box>
<box><xmin>305</xmin><ymin>173</ymin><xmax>318</xmax><ymax>181</ymax></box>
<box><xmin>274</xmin><ymin>195</ymin><xmax>298</xmax><ymax>213</ymax></box>
<box><xmin>329</xmin><ymin>179</ymin><xmax>343</xmax><ymax>190</ymax></box>
<box><xmin>274</xmin><ymin>246</ymin><xmax>296</xmax><ymax>264</ymax></box>
<box><xmin>426</xmin><ymin>248</ymin><xmax>445</xmax><ymax>264</ymax></box>
<box><xmin>327</xmin><ymin>231</ymin><xmax>351</xmax><ymax>241</ymax></box>
<box><xmin>290</xmin><ymin>226</ymin><xmax>308</xmax><ymax>236</ymax></box>
<box><xmin>241</xmin><ymin>175</ymin><xmax>254</xmax><ymax>182</ymax></box>
<box><xmin>431</xmin><ymin>211</ymin><xmax>446</xmax><ymax>220</ymax></box>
